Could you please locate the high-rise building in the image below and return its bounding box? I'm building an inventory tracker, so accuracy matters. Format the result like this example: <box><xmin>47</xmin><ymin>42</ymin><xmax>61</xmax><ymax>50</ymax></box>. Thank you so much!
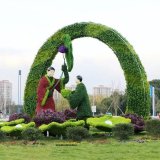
<box><xmin>93</xmin><ymin>85</ymin><xmax>112</xmax><ymax>97</ymax></box>
<box><xmin>0</xmin><ymin>80</ymin><xmax>12</xmax><ymax>115</ymax></box>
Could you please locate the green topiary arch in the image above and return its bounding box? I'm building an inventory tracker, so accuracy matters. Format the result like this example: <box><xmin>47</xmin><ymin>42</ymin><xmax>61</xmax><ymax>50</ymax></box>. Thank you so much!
<box><xmin>24</xmin><ymin>22</ymin><xmax>150</xmax><ymax>117</ymax></box>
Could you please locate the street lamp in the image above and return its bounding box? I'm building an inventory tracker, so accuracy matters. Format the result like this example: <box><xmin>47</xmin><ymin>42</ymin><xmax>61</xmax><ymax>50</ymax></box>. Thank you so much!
<box><xmin>18</xmin><ymin>70</ymin><xmax>21</xmax><ymax>113</ymax></box>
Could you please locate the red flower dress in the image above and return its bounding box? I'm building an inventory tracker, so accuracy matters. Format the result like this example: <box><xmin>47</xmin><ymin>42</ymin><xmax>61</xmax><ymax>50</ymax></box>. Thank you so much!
<box><xmin>35</xmin><ymin>75</ymin><xmax>63</xmax><ymax>115</ymax></box>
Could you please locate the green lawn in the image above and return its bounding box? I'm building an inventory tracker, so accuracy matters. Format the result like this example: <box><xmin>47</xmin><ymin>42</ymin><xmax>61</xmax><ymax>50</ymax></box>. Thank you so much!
<box><xmin>0</xmin><ymin>137</ymin><xmax>160</xmax><ymax>160</ymax></box>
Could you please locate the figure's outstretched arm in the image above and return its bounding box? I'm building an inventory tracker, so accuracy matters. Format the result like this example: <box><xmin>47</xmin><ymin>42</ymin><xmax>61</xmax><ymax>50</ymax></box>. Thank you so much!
<box><xmin>68</xmin><ymin>84</ymin><xmax>84</xmax><ymax>109</ymax></box>
<box><xmin>55</xmin><ymin>63</ymin><xmax>69</xmax><ymax>93</ymax></box>
<box><xmin>62</xmin><ymin>63</ymin><xmax>69</xmax><ymax>84</ymax></box>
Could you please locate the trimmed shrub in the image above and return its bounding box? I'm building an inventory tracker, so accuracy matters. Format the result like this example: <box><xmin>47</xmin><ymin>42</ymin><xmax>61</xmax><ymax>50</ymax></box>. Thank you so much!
<box><xmin>122</xmin><ymin>113</ymin><xmax>145</xmax><ymax>133</ymax></box>
<box><xmin>0</xmin><ymin>131</ymin><xmax>6</xmax><ymax>141</ymax></box>
<box><xmin>0</xmin><ymin>118</ymin><xmax>25</xmax><ymax>128</ymax></box>
<box><xmin>112</xmin><ymin>123</ymin><xmax>134</xmax><ymax>140</ymax></box>
<box><xmin>9</xmin><ymin>113</ymin><xmax>31</xmax><ymax>123</ymax></box>
<box><xmin>145</xmin><ymin>119</ymin><xmax>160</xmax><ymax>137</ymax></box>
<box><xmin>39</xmin><ymin>120</ymin><xmax>84</xmax><ymax>136</ymax></box>
<box><xmin>66</xmin><ymin>126</ymin><xmax>89</xmax><ymax>141</ymax></box>
<box><xmin>87</xmin><ymin>115</ymin><xmax>131</xmax><ymax>132</ymax></box>
<box><xmin>33</xmin><ymin>109</ymin><xmax>66</xmax><ymax>127</ymax></box>
<box><xmin>0</xmin><ymin>122</ymin><xmax>35</xmax><ymax>138</ymax></box>
<box><xmin>22</xmin><ymin>127</ymin><xmax>43</xmax><ymax>141</ymax></box>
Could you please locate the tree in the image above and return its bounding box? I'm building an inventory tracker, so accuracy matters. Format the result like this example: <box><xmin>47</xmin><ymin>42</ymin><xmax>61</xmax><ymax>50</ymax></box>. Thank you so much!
<box><xmin>100</xmin><ymin>91</ymin><xmax>127</xmax><ymax>115</ymax></box>
<box><xmin>99</xmin><ymin>96</ymin><xmax>112</xmax><ymax>114</ymax></box>
<box><xmin>149</xmin><ymin>79</ymin><xmax>160</xmax><ymax>99</ymax></box>
<box><xmin>156</xmin><ymin>100</ymin><xmax>160</xmax><ymax>113</ymax></box>
<box><xmin>149</xmin><ymin>79</ymin><xmax>160</xmax><ymax>114</ymax></box>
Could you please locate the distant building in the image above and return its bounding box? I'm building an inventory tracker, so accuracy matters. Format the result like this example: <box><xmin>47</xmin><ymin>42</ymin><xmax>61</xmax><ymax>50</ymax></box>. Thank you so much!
<box><xmin>0</xmin><ymin>80</ymin><xmax>12</xmax><ymax>115</ymax></box>
<box><xmin>93</xmin><ymin>85</ymin><xmax>112</xmax><ymax>97</ymax></box>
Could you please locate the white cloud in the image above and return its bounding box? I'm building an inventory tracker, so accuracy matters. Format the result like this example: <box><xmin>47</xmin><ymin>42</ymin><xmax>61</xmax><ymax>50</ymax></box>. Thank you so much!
<box><xmin>0</xmin><ymin>0</ymin><xmax>160</xmax><ymax>103</ymax></box>
<box><xmin>0</xmin><ymin>49</ymin><xmax>34</xmax><ymax>69</ymax></box>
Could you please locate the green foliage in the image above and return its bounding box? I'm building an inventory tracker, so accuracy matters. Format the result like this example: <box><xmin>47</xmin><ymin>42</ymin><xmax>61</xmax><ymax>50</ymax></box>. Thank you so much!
<box><xmin>145</xmin><ymin>119</ymin><xmax>160</xmax><ymax>137</ymax></box>
<box><xmin>87</xmin><ymin>115</ymin><xmax>131</xmax><ymax>132</ymax></box>
<box><xmin>63</xmin><ymin>34</ymin><xmax>73</xmax><ymax>72</ymax></box>
<box><xmin>156</xmin><ymin>100</ymin><xmax>160</xmax><ymax>113</ymax></box>
<box><xmin>24</xmin><ymin>22</ymin><xmax>150</xmax><ymax>117</ymax></box>
<box><xmin>66</xmin><ymin>126</ymin><xmax>89</xmax><ymax>141</ymax></box>
<box><xmin>149</xmin><ymin>79</ymin><xmax>160</xmax><ymax>99</ymax></box>
<box><xmin>99</xmin><ymin>92</ymin><xmax>127</xmax><ymax>115</ymax></box>
<box><xmin>149</xmin><ymin>79</ymin><xmax>160</xmax><ymax>113</ymax></box>
<box><xmin>0</xmin><ymin>118</ymin><xmax>25</xmax><ymax>128</ymax></box>
<box><xmin>112</xmin><ymin>123</ymin><xmax>134</xmax><ymax>140</ymax></box>
<box><xmin>22</xmin><ymin>127</ymin><xmax>43</xmax><ymax>141</ymax></box>
<box><xmin>0</xmin><ymin>131</ymin><xmax>6</xmax><ymax>141</ymax></box>
<box><xmin>39</xmin><ymin>120</ymin><xmax>84</xmax><ymax>136</ymax></box>
<box><xmin>98</xmin><ymin>96</ymin><xmax>112</xmax><ymax>114</ymax></box>
<box><xmin>0</xmin><ymin>122</ymin><xmax>35</xmax><ymax>137</ymax></box>
<box><xmin>61</xmin><ymin>89</ymin><xmax>72</xmax><ymax>98</ymax></box>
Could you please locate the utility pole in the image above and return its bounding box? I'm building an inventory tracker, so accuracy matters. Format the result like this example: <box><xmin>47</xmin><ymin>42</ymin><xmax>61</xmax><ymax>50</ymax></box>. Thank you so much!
<box><xmin>18</xmin><ymin>70</ymin><xmax>21</xmax><ymax>113</ymax></box>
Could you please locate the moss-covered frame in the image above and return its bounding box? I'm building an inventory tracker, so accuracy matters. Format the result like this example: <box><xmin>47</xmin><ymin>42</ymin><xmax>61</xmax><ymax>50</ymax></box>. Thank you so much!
<box><xmin>24</xmin><ymin>22</ymin><xmax>150</xmax><ymax>117</ymax></box>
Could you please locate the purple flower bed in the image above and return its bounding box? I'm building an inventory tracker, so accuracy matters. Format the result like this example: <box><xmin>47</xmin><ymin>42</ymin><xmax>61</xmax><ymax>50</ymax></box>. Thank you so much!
<box><xmin>9</xmin><ymin>109</ymin><xmax>77</xmax><ymax>127</ymax></box>
<box><xmin>33</xmin><ymin>109</ymin><xmax>66</xmax><ymax>127</ymax></box>
<box><xmin>64</xmin><ymin>109</ymin><xmax>77</xmax><ymax>120</ymax></box>
<box><xmin>9</xmin><ymin>113</ymin><xmax>31</xmax><ymax>123</ymax></box>
<box><xmin>122</xmin><ymin>113</ymin><xmax>145</xmax><ymax>133</ymax></box>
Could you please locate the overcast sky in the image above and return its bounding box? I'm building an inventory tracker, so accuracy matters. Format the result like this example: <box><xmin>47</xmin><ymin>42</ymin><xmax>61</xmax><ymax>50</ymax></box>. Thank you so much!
<box><xmin>0</xmin><ymin>0</ymin><xmax>160</xmax><ymax>104</ymax></box>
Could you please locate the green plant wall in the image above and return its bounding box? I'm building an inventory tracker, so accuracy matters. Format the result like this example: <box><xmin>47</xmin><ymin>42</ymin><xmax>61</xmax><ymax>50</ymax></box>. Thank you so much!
<box><xmin>24</xmin><ymin>22</ymin><xmax>150</xmax><ymax>117</ymax></box>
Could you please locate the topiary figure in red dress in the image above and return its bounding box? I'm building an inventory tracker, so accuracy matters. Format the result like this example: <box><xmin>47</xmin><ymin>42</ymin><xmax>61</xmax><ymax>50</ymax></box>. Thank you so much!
<box><xmin>35</xmin><ymin>64</ymin><xmax>69</xmax><ymax>115</ymax></box>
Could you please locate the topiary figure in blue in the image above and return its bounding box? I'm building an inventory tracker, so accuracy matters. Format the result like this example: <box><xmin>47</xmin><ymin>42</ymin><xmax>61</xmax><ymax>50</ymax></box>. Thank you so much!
<box><xmin>62</xmin><ymin>75</ymin><xmax>92</xmax><ymax>129</ymax></box>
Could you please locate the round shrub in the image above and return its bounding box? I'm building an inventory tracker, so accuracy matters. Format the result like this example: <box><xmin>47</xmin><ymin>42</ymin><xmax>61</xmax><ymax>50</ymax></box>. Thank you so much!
<box><xmin>145</xmin><ymin>119</ymin><xmax>160</xmax><ymax>137</ymax></box>
<box><xmin>112</xmin><ymin>123</ymin><xmax>134</xmax><ymax>140</ymax></box>
<box><xmin>22</xmin><ymin>127</ymin><xmax>43</xmax><ymax>141</ymax></box>
<box><xmin>66</xmin><ymin>126</ymin><xmax>89</xmax><ymax>141</ymax></box>
<box><xmin>122</xmin><ymin>113</ymin><xmax>145</xmax><ymax>133</ymax></box>
<box><xmin>9</xmin><ymin>113</ymin><xmax>31</xmax><ymax>123</ymax></box>
<box><xmin>0</xmin><ymin>131</ymin><xmax>6</xmax><ymax>141</ymax></box>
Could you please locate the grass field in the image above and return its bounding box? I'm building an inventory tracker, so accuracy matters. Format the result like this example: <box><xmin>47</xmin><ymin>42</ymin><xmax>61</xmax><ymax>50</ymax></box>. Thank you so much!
<box><xmin>0</xmin><ymin>136</ymin><xmax>160</xmax><ymax>160</ymax></box>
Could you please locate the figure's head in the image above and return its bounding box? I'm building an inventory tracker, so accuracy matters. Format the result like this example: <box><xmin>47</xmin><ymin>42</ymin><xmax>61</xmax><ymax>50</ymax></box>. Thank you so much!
<box><xmin>47</xmin><ymin>67</ymin><xmax>55</xmax><ymax>77</ymax></box>
<box><xmin>76</xmin><ymin>75</ymin><xmax>82</xmax><ymax>84</ymax></box>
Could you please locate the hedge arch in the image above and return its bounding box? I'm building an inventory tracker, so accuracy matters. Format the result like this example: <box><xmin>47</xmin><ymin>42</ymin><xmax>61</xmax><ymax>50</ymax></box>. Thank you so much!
<box><xmin>24</xmin><ymin>22</ymin><xmax>150</xmax><ymax>117</ymax></box>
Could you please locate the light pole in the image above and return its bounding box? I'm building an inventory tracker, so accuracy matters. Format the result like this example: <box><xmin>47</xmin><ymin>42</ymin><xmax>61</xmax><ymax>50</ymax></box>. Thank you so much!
<box><xmin>18</xmin><ymin>70</ymin><xmax>21</xmax><ymax>113</ymax></box>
